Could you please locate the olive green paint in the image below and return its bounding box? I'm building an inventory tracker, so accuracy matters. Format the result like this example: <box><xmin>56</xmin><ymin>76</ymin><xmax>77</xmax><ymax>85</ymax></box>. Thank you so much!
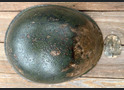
<box><xmin>5</xmin><ymin>5</ymin><xmax>103</xmax><ymax>84</ymax></box>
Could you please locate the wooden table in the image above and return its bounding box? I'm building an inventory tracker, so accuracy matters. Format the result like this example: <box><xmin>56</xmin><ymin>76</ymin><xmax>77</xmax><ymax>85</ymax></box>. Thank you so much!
<box><xmin>0</xmin><ymin>2</ymin><xmax>124</xmax><ymax>88</ymax></box>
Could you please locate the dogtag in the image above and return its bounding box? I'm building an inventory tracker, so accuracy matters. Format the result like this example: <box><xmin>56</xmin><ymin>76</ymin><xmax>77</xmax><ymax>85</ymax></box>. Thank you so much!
<box><xmin>104</xmin><ymin>34</ymin><xmax>122</xmax><ymax>58</ymax></box>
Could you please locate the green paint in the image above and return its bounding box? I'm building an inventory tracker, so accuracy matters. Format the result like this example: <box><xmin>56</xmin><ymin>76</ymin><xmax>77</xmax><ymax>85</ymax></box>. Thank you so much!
<box><xmin>5</xmin><ymin>5</ymin><xmax>103</xmax><ymax>84</ymax></box>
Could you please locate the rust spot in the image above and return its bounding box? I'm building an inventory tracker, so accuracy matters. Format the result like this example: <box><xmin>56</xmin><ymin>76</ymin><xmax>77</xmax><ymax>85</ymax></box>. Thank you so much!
<box><xmin>31</xmin><ymin>21</ymin><xmax>35</xmax><ymax>24</ymax></box>
<box><xmin>56</xmin><ymin>48</ymin><xmax>59</xmax><ymax>51</ymax></box>
<box><xmin>66</xmin><ymin>70</ymin><xmax>81</xmax><ymax>77</ymax></box>
<box><xmin>47</xmin><ymin>35</ymin><xmax>51</xmax><ymax>38</ymax></box>
<box><xmin>61</xmin><ymin>67</ymin><xmax>70</xmax><ymax>72</ymax></box>
<box><xmin>32</xmin><ymin>38</ymin><xmax>37</xmax><ymax>42</ymax></box>
<box><xmin>61</xmin><ymin>62</ymin><xmax>76</xmax><ymax>72</ymax></box>
<box><xmin>70</xmin><ymin>63</ymin><xmax>76</xmax><ymax>68</ymax></box>
<box><xmin>60</xmin><ymin>24</ymin><xmax>68</xmax><ymax>29</ymax></box>
<box><xmin>64</xmin><ymin>20</ymin><xmax>103</xmax><ymax>77</ymax></box>
<box><xmin>48</xmin><ymin>17</ymin><xmax>59</xmax><ymax>21</ymax></box>
<box><xmin>27</xmin><ymin>34</ymin><xmax>30</xmax><ymax>39</ymax></box>
<box><xmin>50</xmin><ymin>50</ymin><xmax>61</xmax><ymax>56</ymax></box>
<box><xmin>14</xmin><ymin>54</ymin><xmax>17</xmax><ymax>59</ymax></box>
<box><xmin>55</xmin><ymin>30</ymin><xmax>58</xmax><ymax>32</ymax></box>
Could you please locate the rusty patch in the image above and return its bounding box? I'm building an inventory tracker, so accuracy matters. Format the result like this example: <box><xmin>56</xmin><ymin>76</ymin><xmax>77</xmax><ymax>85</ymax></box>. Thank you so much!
<box><xmin>31</xmin><ymin>21</ymin><xmax>35</xmax><ymax>24</ymax></box>
<box><xmin>61</xmin><ymin>62</ymin><xmax>76</xmax><ymax>72</ymax></box>
<box><xmin>32</xmin><ymin>38</ymin><xmax>37</xmax><ymax>42</ymax></box>
<box><xmin>64</xmin><ymin>19</ymin><xmax>103</xmax><ymax>77</ymax></box>
<box><xmin>55</xmin><ymin>30</ymin><xmax>58</xmax><ymax>32</ymax></box>
<box><xmin>60</xmin><ymin>24</ymin><xmax>68</xmax><ymax>29</ymax></box>
<box><xmin>27</xmin><ymin>34</ymin><xmax>30</xmax><ymax>39</ymax></box>
<box><xmin>47</xmin><ymin>35</ymin><xmax>51</xmax><ymax>39</ymax></box>
<box><xmin>14</xmin><ymin>54</ymin><xmax>17</xmax><ymax>59</ymax></box>
<box><xmin>48</xmin><ymin>17</ymin><xmax>59</xmax><ymax>22</ymax></box>
<box><xmin>61</xmin><ymin>67</ymin><xmax>70</xmax><ymax>72</ymax></box>
<box><xmin>50</xmin><ymin>50</ymin><xmax>61</xmax><ymax>56</ymax></box>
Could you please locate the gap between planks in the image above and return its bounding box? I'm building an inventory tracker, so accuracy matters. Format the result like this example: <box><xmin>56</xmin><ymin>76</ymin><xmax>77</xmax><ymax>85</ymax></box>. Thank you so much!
<box><xmin>0</xmin><ymin>71</ymin><xmax>124</xmax><ymax>80</ymax></box>
<box><xmin>1</xmin><ymin>11</ymin><xmax>124</xmax><ymax>43</ymax></box>
<box><xmin>0</xmin><ymin>73</ymin><xmax>124</xmax><ymax>88</ymax></box>
<box><xmin>1</xmin><ymin>10</ymin><xmax>124</xmax><ymax>12</ymax></box>
<box><xmin>1</xmin><ymin>42</ymin><xmax>124</xmax><ymax>79</ymax></box>
<box><xmin>0</xmin><ymin>2</ymin><xmax>124</xmax><ymax>11</ymax></box>
<box><xmin>0</xmin><ymin>12</ymin><xmax>124</xmax><ymax>79</ymax></box>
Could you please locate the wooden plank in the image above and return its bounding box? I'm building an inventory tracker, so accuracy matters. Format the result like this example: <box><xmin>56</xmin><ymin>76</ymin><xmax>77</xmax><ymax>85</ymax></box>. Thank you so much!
<box><xmin>1</xmin><ymin>43</ymin><xmax>124</xmax><ymax>79</ymax></box>
<box><xmin>0</xmin><ymin>12</ymin><xmax>124</xmax><ymax>43</ymax></box>
<box><xmin>0</xmin><ymin>73</ymin><xmax>124</xmax><ymax>88</ymax></box>
<box><xmin>0</xmin><ymin>60</ymin><xmax>15</xmax><ymax>74</ymax></box>
<box><xmin>1</xmin><ymin>12</ymin><xmax>124</xmax><ymax>79</ymax></box>
<box><xmin>0</xmin><ymin>2</ymin><xmax>124</xmax><ymax>11</ymax></box>
<box><xmin>0</xmin><ymin>43</ymin><xmax>6</xmax><ymax>60</ymax></box>
<box><xmin>85</xmin><ymin>12</ymin><xmax>124</xmax><ymax>44</ymax></box>
<box><xmin>83</xmin><ymin>51</ymin><xmax>124</xmax><ymax>79</ymax></box>
<box><xmin>0</xmin><ymin>12</ymin><xmax>18</xmax><ymax>43</ymax></box>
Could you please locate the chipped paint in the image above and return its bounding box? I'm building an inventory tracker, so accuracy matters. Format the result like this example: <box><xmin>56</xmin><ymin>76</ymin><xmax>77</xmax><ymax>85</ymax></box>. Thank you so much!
<box><xmin>50</xmin><ymin>50</ymin><xmax>61</xmax><ymax>56</ymax></box>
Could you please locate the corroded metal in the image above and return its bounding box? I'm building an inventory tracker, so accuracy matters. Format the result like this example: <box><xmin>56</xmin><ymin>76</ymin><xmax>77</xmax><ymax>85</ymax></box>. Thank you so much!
<box><xmin>60</xmin><ymin>21</ymin><xmax>104</xmax><ymax>78</ymax></box>
<box><xmin>4</xmin><ymin>5</ymin><xmax>104</xmax><ymax>84</ymax></box>
<box><xmin>104</xmin><ymin>34</ymin><xmax>122</xmax><ymax>58</ymax></box>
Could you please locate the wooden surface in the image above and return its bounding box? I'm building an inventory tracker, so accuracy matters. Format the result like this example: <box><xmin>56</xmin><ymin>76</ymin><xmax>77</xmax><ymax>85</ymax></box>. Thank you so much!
<box><xmin>0</xmin><ymin>2</ymin><xmax>124</xmax><ymax>88</ymax></box>
<box><xmin>1</xmin><ymin>2</ymin><xmax>124</xmax><ymax>11</ymax></box>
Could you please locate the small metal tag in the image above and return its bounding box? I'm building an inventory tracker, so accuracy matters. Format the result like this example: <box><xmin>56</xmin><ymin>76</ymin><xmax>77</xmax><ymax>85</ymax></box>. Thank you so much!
<box><xmin>104</xmin><ymin>34</ymin><xmax>122</xmax><ymax>58</ymax></box>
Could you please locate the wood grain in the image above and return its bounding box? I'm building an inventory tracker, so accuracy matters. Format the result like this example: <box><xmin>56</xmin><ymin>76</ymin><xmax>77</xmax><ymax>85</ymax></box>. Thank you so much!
<box><xmin>1</xmin><ymin>11</ymin><xmax>124</xmax><ymax>79</ymax></box>
<box><xmin>1</xmin><ymin>2</ymin><xmax>124</xmax><ymax>88</ymax></box>
<box><xmin>0</xmin><ymin>73</ymin><xmax>124</xmax><ymax>88</ymax></box>
<box><xmin>0</xmin><ymin>2</ymin><xmax>124</xmax><ymax>11</ymax></box>
<box><xmin>1</xmin><ymin>42</ymin><xmax>124</xmax><ymax>79</ymax></box>
<box><xmin>0</xmin><ymin>44</ymin><xmax>6</xmax><ymax>60</ymax></box>
<box><xmin>0</xmin><ymin>12</ymin><xmax>124</xmax><ymax>43</ymax></box>
<box><xmin>0</xmin><ymin>12</ymin><xmax>18</xmax><ymax>43</ymax></box>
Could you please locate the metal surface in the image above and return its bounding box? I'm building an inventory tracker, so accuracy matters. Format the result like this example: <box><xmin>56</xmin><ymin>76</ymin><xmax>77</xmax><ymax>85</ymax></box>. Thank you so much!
<box><xmin>4</xmin><ymin>5</ymin><xmax>104</xmax><ymax>84</ymax></box>
<box><xmin>104</xmin><ymin>34</ymin><xmax>122</xmax><ymax>58</ymax></box>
